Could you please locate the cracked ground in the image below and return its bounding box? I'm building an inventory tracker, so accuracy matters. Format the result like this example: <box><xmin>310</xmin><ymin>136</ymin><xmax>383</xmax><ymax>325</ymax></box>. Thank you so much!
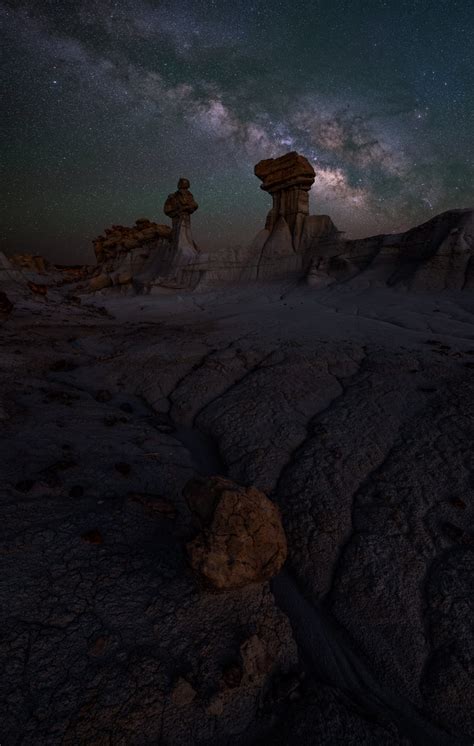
<box><xmin>1</xmin><ymin>283</ymin><xmax>474</xmax><ymax>745</ymax></box>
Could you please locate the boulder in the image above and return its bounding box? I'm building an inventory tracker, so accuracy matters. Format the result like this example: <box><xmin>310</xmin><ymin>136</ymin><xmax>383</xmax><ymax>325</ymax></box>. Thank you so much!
<box><xmin>184</xmin><ymin>476</ymin><xmax>287</xmax><ymax>590</ymax></box>
<box><xmin>89</xmin><ymin>274</ymin><xmax>112</xmax><ymax>291</ymax></box>
<box><xmin>255</xmin><ymin>152</ymin><xmax>315</xmax><ymax>194</ymax></box>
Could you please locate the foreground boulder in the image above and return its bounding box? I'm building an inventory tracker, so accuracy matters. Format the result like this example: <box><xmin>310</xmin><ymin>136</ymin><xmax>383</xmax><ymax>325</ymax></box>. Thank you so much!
<box><xmin>185</xmin><ymin>476</ymin><xmax>287</xmax><ymax>590</ymax></box>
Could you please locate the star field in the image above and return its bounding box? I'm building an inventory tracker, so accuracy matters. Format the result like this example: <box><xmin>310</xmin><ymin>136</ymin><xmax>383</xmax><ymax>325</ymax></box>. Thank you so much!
<box><xmin>1</xmin><ymin>0</ymin><xmax>473</xmax><ymax>262</ymax></box>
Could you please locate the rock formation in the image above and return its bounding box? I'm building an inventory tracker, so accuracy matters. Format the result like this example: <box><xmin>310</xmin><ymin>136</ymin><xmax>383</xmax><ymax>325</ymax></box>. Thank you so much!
<box><xmin>164</xmin><ymin>177</ymin><xmax>199</xmax><ymax>261</ymax></box>
<box><xmin>9</xmin><ymin>254</ymin><xmax>50</xmax><ymax>273</ymax></box>
<box><xmin>255</xmin><ymin>151</ymin><xmax>315</xmax><ymax>250</ymax></box>
<box><xmin>247</xmin><ymin>152</ymin><xmax>341</xmax><ymax>281</ymax></box>
<box><xmin>93</xmin><ymin>219</ymin><xmax>172</xmax><ymax>265</ymax></box>
<box><xmin>90</xmin><ymin>219</ymin><xmax>172</xmax><ymax>292</ymax></box>
<box><xmin>308</xmin><ymin>207</ymin><xmax>474</xmax><ymax>290</ymax></box>
<box><xmin>185</xmin><ymin>476</ymin><xmax>287</xmax><ymax>590</ymax></box>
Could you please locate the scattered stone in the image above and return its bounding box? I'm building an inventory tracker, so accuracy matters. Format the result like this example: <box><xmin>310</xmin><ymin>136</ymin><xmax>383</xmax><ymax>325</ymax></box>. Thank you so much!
<box><xmin>221</xmin><ymin>663</ymin><xmax>243</xmax><ymax>689</ymax></box>
<box><xmin>171</xmin><ymin>677</ymin><xmax>196</xmax><ymax>706</ymax></box>
<box><xmin>27</xmin><ymin>281</ymin><xmax>48</xmax><ymax>296</ymax></box>
<box><xmin>240</xmin><ymin>634</ymin><xmax>273</xmax><ymax>685</ymax></box>
<box><xmin>89</xmin><ymin>274</ymin><xmax>112</xmax><ymax>291</ymax></box>
<box><xmin>185</xmin><ymin>476</ymin><xmax>287</xmax><ymax>590</ymax></box>
<box><xmin>88</xmin><ymin>636</ymin><xmax>109</xmax><ymax>657</ymax></box>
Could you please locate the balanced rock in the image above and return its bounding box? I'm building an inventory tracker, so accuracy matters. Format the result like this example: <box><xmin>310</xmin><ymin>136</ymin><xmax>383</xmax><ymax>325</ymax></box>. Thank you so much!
<box><xmin>255</xmin><ymin>151</ymin><xmax>315</xmax><ymax>249</ymax></box>
<box><xmin>184</xmin><ymin>476</ymin><xmax>287</xmax><ymax>590</ymax></box>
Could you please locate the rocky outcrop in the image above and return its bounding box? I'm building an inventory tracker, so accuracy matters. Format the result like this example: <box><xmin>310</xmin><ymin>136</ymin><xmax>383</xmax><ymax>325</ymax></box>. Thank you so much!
<box><xmin>88</xmin><ymin>182</ymin><xmax>200</xmax><ymax>293</ymax></box>
<box><xmin>308</xmin><ymin>208</ymin><xmax>474</xmax><ymax>290</ymax></box>
<box><xmin>185</xmin><ymin>476</ymin><xmax>287</xmax><ymax>590</ymax></box>
<box><xmin>89</xmin><ymin>218</ymin><xmax>173</xmax><ymax>292</ymax></box>
<box><xmin>93</xmin><ymin>219</ymin><xmax>172</xmax><ymax>265</ymax></box>
<box><xmin>9</xmin><ymin>254</ymin><xmax>50</xmax><ymax>273</ymax></box>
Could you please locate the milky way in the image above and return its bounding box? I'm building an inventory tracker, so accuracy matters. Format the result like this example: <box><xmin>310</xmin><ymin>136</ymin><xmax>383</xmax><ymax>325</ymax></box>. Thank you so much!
<box><xmin>1</xmin><ymin>0</ymin><xmax>473</xmax><ymax>262</ymax></box>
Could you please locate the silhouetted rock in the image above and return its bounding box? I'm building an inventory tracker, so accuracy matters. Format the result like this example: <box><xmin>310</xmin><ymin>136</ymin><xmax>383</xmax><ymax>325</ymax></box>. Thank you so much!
<box><xmin>185</xmin><ymin>476</ymin><xmax>287</xmax><ymax>590</ymax></box>
<box><xmin>255</xmin><ymin>151</ymin><xmax>315</xmax><ymax>250</ymax></box>
<box><xmin>164</xmin><ymin>177</ymin><xmax>199</xmax><ymax>261</ymax></box>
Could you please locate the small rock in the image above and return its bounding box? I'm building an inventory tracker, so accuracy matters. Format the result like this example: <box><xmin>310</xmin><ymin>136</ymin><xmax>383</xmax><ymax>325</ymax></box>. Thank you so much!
<box><xmin>89</xmin><ymin>274</ymin><xmax>112</xmax><ymax>291</ymax></box>
<box><xmin>88</xmin><ymin>636</ymin><xmax>109</xmax><ymax>657</ymax></box>
<box><xmin>171</xmin><ymin>677</ymin><xmax>196</xmax><ymax>706</ymax></box>
<box><xmin>69</xmin><ymin>485</ymin><xmax>84</xmax><ymax>498</ymax></box>
<box><xmin>240</xmin><ymin>635</ymin><xmax>272</xmax><ymax>685</ymax></box>
<box><xmin>27</xmin><ymin>281</ymin><xmax>48</xmax><ymax>296</ymax></box>
<box><xmin>185</xmin><ymin>476</ymin><xmax>287</xmax><ymax>590</ymax></box>
<box><xmin>222</xmin><ymin>663</ymin><xmax>243</xmax><ymax>689</ymax></box>
<box><xmin>206</xmin><ymin>693</ymin><xmax>225</xmax><ymax>716</ymax></box>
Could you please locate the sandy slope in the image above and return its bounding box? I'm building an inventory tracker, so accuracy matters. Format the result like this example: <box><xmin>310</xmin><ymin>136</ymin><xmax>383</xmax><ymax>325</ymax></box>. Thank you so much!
<box><xmin>1</xmin><ymin>284</ymin><xmax>473</xmax><ymax>744</ymax></box>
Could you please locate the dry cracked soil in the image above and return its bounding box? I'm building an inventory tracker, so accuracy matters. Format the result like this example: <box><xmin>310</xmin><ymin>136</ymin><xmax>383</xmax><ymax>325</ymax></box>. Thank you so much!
<box><xmin>1</xmin><ymin>283</ymin><xmax>474</xmax><ymax>745</ymax></box>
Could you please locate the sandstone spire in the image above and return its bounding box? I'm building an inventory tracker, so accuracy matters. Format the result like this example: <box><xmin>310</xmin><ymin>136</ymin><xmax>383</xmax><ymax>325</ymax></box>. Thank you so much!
<box><xmin>164</xmin><ymin>177</ymin><xmax>199</xmax><ymax>260</ymax></box>
<box><xmin>254</xmin><ymin>151</ymin><xmax>315</xmax><ymax>250</ymax></box>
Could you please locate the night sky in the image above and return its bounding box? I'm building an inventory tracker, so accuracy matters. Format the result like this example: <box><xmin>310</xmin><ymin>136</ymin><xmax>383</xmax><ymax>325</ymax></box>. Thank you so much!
<box><xmin>2</xmin><ymin>0</ymin><xmax>473</xmax><ymax>263</ymax></box>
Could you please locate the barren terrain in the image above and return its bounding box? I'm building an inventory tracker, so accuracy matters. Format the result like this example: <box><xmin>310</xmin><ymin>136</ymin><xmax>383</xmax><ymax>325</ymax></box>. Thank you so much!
<box><xmin>1</xmin><ymin>283</ymin><xmax>474</xmax><ymax>744</ymax></box>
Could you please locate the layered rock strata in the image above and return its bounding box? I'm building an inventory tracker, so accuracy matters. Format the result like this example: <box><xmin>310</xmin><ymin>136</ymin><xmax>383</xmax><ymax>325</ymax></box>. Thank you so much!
<box><xmin>308</xmin><ymin>208</ymin><xmax>474</xmax><ymax>290</ymax></box>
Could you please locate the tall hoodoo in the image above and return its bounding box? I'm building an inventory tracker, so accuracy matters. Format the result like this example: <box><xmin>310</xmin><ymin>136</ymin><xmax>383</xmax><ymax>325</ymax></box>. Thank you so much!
<box><xmin>254</xmin><ymin>151</ymin><xmax>315</xmax><ymax>250</ymax></box>
<box><xmin>164</xmin><ymin>177</ymin><xmax>199</xmax><ymax>259</ymax></box>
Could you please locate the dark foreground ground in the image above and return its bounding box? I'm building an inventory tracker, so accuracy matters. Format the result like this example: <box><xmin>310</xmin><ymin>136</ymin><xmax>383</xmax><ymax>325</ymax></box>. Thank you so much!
<box><xmin>1</xmin><ymin>283</ymin><xmax>473</xmax><ymax>745</ymax></box>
